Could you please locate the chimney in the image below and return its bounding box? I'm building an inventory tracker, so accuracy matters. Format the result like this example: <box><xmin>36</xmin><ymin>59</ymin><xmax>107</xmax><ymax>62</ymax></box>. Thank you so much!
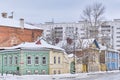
<box><xmin>8</xmin><ymin>12</ymin><xmax>14</xmax><ymax>19</ymax></box>
<box><xmin>20</xmin><ymin>18</ymin><xmax>24</xmax><ymax>29</ymax></box>
<box><xmin>1</xmin><ymin>12</ymin><xmax>7</xmax><ymax>18</ymax></box>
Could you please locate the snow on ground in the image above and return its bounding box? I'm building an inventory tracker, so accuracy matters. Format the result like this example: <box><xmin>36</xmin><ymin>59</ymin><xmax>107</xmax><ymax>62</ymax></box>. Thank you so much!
<box><xmin>0</xmin><ymin>70</ymin><xmax>119</xmax><ymax>80</ymax></box>
<box><xmin>0</xmin><ymin>73</ymin><xmax>88</xmax><ymax>80</ymax></box>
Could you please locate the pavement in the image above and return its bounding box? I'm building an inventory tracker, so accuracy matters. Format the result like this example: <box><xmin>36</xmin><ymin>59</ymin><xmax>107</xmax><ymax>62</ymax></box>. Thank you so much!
<box><xmin>52</xmin><ymin>70</ymin><xmax>120</xmax><ymax>80</ymax></box>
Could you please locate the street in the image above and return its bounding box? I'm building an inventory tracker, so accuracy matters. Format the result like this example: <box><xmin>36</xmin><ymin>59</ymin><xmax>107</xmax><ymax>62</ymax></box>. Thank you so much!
<box><xmin>74</xmin><ymin>72</ymin><xmax>120</xmax><ymax>80</ymax></box>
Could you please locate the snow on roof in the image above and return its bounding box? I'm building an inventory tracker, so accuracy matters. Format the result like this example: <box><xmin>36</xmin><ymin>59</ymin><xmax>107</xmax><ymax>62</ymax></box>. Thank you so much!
<box><xmin>77</xmin><ymin>38</ymin><xmax>95</xmax><ymax>48</ymax></box>
<box><xmin>5</xmin><ymin>37</ymin><xmax>64</xmax><ymax>51</ymax></box>
<box><xmin>68</xmin><ymin>54</ymin><xmax>74</xmax><ymax>58</ymax></box>
<box><xmin>0</xmin><ymin>18</ymin><xmax>42</xmax><ymax>30</ymax></box>
<box><xmin>98</xmin><ymin>44</ymin><xmax>106</xmax><ymax>50</ymax></box>
<box><xmin>56</xmin><ymin>38</ymin><xmax>95</xmax><ymax>49</ymax></box>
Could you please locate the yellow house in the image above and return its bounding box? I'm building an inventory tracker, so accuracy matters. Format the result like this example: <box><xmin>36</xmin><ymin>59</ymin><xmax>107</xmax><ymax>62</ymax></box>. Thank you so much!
<box><xmin>49</xmin><ymin>49</ymin><xmax>70</xmax><ymax>75</ymax></box>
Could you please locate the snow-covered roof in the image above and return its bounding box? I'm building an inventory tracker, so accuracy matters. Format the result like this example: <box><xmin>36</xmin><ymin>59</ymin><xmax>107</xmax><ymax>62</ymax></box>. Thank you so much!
<box><xmin>5</xmin><ymin>37</ymin><xmax>64</xmax><ymax>52</ymax></box>
<box><xmin>68</xmin><ymin>54</ymin><xmax>74</xmax><ymax>58</ymax></box>
<box><xmin>56</xmin><ymin>38</ymin><xmax>96</xmax><ymax>50</ymax></box>
<box><xmin>98</xmin><ymin>44</ymin><xmax>106</xmax><ymax>50</ymax></box>
<box><xmin>0</xmin><ymin>18</ymin><xmax>42</xmax><ymax>30</ymax></box>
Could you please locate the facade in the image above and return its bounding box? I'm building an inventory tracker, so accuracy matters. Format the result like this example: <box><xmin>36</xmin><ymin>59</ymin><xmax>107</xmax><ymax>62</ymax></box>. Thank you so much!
<box><xmin>0</xmin><ymin>49</ymin><xmax>49</xmax><ymax>75</ymax></box>
<box><xmin>112</xmin><ymin>19</ymin><xmax>120</xmax><ymax>50</ymax></box>
<box><xmin>76</xmin><ymin>48</ymin><xmax>101</xmax><ymax>72</ymax></box>
<box><xmin>100</xmin><ymin>19</ymin><xmax>120</xmax><ymax>50</ymax></box>
<box><xmin>100</xmin><ymin>23</ymin><xmax>112</xmax><ymax>47</ymax></box>
<box><xmin>0</xmin><ymin>38</ymin><xmax>70</xmax><ymax>75</ymax></box>
<box><xmin>0</xmin><ymin>15</ymin><xmax>43</xmax><ymax>47</ymax></box>
<box><xmin>49</xmin><ymin>50</ymin><xmax>70</xmax><ymax>74</ymax></box>
<box><xmin>67</xmin><ymin>39</ymin><xmax>101</xmax><ymax>72</ymax></box>
<box><xmin>100</xmin><ymin>49</ymin><xmax>119</xmax><ymax>71</ymax></box>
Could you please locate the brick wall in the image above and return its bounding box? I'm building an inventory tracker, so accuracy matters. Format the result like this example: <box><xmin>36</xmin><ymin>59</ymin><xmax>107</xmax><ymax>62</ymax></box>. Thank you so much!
<box><xmin>0</xmin><ymin>26</ymin><xmax>43</xmax><ymax>47</ymax></box>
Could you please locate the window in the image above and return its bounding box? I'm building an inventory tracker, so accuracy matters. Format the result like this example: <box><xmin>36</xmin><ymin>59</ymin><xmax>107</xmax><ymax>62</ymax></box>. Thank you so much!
<box><xmin>4</xmin><ymin>56</ymin><xmax>7</xmax><ymax>65</ymax></box>
<box><xmin>117</xmin><ymin>36</ymin><xmax>120</xmax><ymax>38</ymax></box>
<box><xmin>34</xmin><ymin>70</ymin><xmax>39</xmax><ymax>74</ymax></box>
<box><xmin>54</xmin><ymin>70</ymin><xmax>56</xmax><ymax>74</ymax></box>
<box><xmin>54</xmin><ymin>57</ymin><xmax>56</xmax><ymax>64</ymax></box>
<box><xmin>15</xmin><ymin>56</ymin><xmax>18</xmax><ymax>65</ymax></box>
<box><xmin>117</xmin><ymin>28</ymin><xmax>120</xmax><ymax>29</ymax></box>
<box><xmin>27</xmin><ymin>70</ymin><xmax>31</xmax><ymax>74</ymax></box>
<box><xmin>58</xmin><ymin>70</ymin><xmax>61</xmax><ymax>74</ymax></box>
<box><xmin>42</xmin><ymin>57</ymin><xmax>46</xmax><ymax>64</ymax></box>
<box><xmin>117</xmin><ymin>32</ymin><xmax>120</xmax><ymax>34</ymax></box>
<box><xmin>58</xmin><ymin>57</ymin><xmax>60</xmax><ymax>64</ymax></box>
<box><xmin>35</xmin><ymin>56</ymin><xmax>39</xmax><ymax>65</ymax></box>
<box><xmin>117</xmin><ymin>45</ymin><xmax>120</xmax><ymax>47</ymax></box>
<box><xmin>9</xmin><ymin>56</ymin><xmax>12</xmax><ymax>65</ymax></box>
<box><xmin>117</xmin><ymin>40</ymin><xmax>120</xmax><ymax>42</ymax></box>
<box><xmin>42</xmin><ymin>70</ymin><xmax>46</xmax><ymax>74</ymax></box>
<box><xmin>27</xmin><ymin>56</ymin><xmax>31</xmax><ymax>65</ymax></box>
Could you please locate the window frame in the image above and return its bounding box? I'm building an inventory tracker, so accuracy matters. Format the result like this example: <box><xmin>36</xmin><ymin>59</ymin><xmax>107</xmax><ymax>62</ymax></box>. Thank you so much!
<box><xmin>35</xmin><ymin>56</ymin><xmax>39</xmax><ymax>65</ymax></box>
<box><xmin>58</xmin><ymin>57</ymin><xmax>60</xmax><ymax>64</ymax></box>
<box><xmin>42</xmin><ymin>56</ymin><xmax>46</xmax><ymax>65</ymax></box>
<box><xmin>54</xmin><ymin>56</ymin><xmax>56</xmax><ymax>64</ymax></box>
<box><xmin>4</xmin><ymin>56</ymin><xmax>7</xmax><ymax>66</ymax></box>
<box><xmin>27</xmin><ymin>56</ymin><xmax>32</xmax><ymax>65</ymax></box>
<box><xmin>9</xmin><ymin>56</ymin><xmax>12</xmax><ymax>65</ymax></box>
<box><xmin>14</xmin><ymin>56</ymin><xmax>18</xmax><ymax>65</ymax></box>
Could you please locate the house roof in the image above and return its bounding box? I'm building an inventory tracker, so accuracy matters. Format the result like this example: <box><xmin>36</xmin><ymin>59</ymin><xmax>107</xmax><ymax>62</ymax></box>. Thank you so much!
<box><xmin>0</xmin><ymin>18</ymin><xmax>42</xmax><ymax>30</ymax></box>
<box><xmin>5</xmin><ymin>37</ymin><xmax>64</xmax><ymax>52</ymax></box>
<box><xmin>56</xmin><ymin>38</ymin><xmax>99</xmax><ymax>50</ymax></box>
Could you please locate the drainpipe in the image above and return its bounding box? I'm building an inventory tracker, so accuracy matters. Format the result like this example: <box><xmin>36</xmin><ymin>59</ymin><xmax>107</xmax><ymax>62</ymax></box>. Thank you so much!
<box><xmin>1</xmin><ymin>54</ymin><xmax>3</xmax><ymax>76</ymax></box>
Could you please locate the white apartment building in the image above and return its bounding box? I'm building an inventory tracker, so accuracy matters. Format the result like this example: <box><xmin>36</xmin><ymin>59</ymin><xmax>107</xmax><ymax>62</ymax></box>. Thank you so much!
<box><xmin>34</xmin><ymin>19</ymin><xmax>120</xmax><ymax>51</ymax></box>
<box><xmin>100</xmin><ymin>19</ymin><xmax>120</xmax><ymax>50</ymax></box>
<box><xmin>100</xmin><ymin>22</ymin><xmax>113</xmax><ymax>47</ymax></box>
<box><xmin>37</xmin><ymin>22</ymin><xmax>86</xmax><ymax>44</ymax></box>
<box><xmin>111</xmin><ymin>19</ymin><xmax>120</xmax><ymax>50</ymax></box>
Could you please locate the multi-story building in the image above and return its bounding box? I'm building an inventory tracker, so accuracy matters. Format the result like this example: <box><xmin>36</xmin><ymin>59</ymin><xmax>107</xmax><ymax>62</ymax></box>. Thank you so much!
<box><xmin>100</xmin><ymin>21</ymin><xmax>113</xmax><ymax>47</ymax></box>
<box><xmin>35</xmin><ymin>19</ymin><xmax>120</xmax><ymax>51</ymax></box>
<box><xmin>101</xmin><ymin>19</ymin><xmax>120</xmax><ymax>50</ymax></box>
<box><xmin>37</xmin><ymin>22</ymin><xmax>86</xmax><ymax>44</ymax></box>
<box><xmin>111</xmin><ymin>19</ymin><xmax>120</xmax><ymax>50</ymax></box>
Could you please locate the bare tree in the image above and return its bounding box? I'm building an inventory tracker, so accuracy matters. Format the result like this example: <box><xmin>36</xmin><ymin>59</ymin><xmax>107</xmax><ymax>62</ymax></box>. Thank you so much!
<box><xmin>81</xmin><ymin>2</ymin><xmax>105</xmax><ymax>39</ymax></box>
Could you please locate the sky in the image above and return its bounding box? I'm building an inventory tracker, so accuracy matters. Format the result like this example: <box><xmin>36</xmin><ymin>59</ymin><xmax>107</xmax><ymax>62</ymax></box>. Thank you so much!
<box><xmin>0</xmin><ymin>0</ymin><xmax>120</xmax><ymax>24</ymax></box>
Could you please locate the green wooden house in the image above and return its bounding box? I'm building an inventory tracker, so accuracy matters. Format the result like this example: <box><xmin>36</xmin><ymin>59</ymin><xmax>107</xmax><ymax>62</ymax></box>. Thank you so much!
<box><xmin>0</xmin><ymin>38</ymin><xmax>65</xmax><ymax>75</ymax></box>
<box><xmin>0</xmin><ymin>48</ymin><xmax>50</xmax><ymax>75</ymax></box>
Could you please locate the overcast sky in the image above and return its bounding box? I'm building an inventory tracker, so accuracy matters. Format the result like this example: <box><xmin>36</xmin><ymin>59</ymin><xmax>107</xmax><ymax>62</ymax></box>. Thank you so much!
<box><xmin>0</xmin><ymin>0</ymin><xmax>120</xmax><ymax>23</ymax></box>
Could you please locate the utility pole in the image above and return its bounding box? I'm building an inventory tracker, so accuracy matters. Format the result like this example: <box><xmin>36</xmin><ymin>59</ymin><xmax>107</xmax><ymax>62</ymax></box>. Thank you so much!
<box><xmin>73</xmin><ymin>27</ymin><xmax>78</xmax><ymax>73</ymax></box>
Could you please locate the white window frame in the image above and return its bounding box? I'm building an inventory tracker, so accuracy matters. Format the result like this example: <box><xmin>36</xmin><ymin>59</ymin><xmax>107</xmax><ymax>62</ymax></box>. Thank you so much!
<box><xmin>42</xmin><ymin>70</ymin><xmax>46</xmax><ymax>74</ymax></box>
<box><xmin>42</xmin><ymin>56</ymin><xmax>46</xmax><ymax>65</ymax></box>
<box><xmin>4</xmin><ymin>56</ymin><xmax>7</xmax><ymax>66</ymax></box>
<box><xmin>27</xmin><ymin>56</ymin><xmax>32</xmax><ymax>65</ymax></box>
<box><xmin>35</xmin><ymin>56</ymin><xmax>39</xmax><ymax>65</ymax></box>
<box><xmin>9</xmin><ymin>56</ymin><xmax>12</xmax><ymax>65</ymax></box>
<box><xmin>14</xmin><ymin>56</ymin><xmax>18</xmax><ymax>65</ymax></box>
